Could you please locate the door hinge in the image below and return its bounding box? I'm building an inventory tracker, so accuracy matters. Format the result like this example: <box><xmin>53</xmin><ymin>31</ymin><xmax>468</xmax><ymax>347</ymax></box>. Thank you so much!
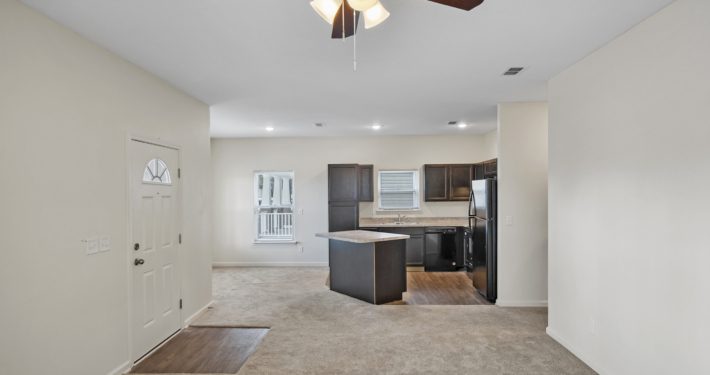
<box><xmin>178</xmin><ymin>233</ymin><xmax>182</xmax><ymax>244</ymax></box>
<box><xmin>177</xmin><ymin>168</ymin><xmax>181</xmax><ymax>178</ymax></box>
<box><xmin>179</xmin><ymin>299</ymin><xmax>183</xmax><ymax>309</ymax></box>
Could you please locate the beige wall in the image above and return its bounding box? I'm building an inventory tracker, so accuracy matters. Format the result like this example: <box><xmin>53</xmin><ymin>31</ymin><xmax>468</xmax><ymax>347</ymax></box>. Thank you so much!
<box><xmin>0</xmin><ymin>1</ymin><xmax>212</xmax><ymax>374</ymax></box>
<box><xmin>496</xmin><ymin>102</ymin><xmax>548</xmax><ymax>306</ymax></box>
<box><xmin>482</xmin><ymin>129</ymin><xmax>498</xmax><ymax>158</ymax></box>
<box><xmin>548</xmin><ymin>0</ymin><xmax>710</xmax><ymax>373</ymax></box>
<box><xmin>211</xmin><ymin>135</ymin><xmax>495</xmax><ymax>265</ymax></box>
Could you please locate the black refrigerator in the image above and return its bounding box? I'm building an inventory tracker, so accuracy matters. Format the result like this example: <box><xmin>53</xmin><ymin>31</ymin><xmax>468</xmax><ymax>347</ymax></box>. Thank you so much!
<box><xmin>466</xmin><ymin>178</ymin><xmax>497</xmax><ymax>303</ymax></box>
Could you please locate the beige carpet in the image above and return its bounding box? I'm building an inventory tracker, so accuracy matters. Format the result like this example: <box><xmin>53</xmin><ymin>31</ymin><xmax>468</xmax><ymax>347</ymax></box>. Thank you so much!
<box><xmin>134</xmin><ymin>268</ymin><xmax>594</xmax><ymax>375</ymax></box>
<box><xmin>139</xmin><ymin>267</ymin><xmax>596</xmax><ymax>375</ymax></box>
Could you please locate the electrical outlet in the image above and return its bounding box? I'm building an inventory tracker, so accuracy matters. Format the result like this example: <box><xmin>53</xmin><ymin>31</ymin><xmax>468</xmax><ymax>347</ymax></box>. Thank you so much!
<box><xmin>298</xmin><ymin>208</ymin><xmax>304</xmax><ymax>215</ymax></box>
<box><xmin>505</xmin><ymin>216</ymin><xmax>514</xmax><ymax>226</ymax></box>
<box><xmin>99</xmin><ymin>236</ymin><xmax>111</xmax><ymax>252</ymax></box>
<box><xmin>85</xmin><ymin>237</ymin><xmax>99</xmax><ymax>255</ymax></box>
<box><xmin>298</xmin><ymin>246</ymin><xmax>304</xmax><ymax>253</ymax></box>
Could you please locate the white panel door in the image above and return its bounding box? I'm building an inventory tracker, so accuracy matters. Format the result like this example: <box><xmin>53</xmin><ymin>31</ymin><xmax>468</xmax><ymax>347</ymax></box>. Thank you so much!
<box><xmin>130</xmin><ymin>140</ymin><xmax>181</xmax><ymax>361</ymax></box>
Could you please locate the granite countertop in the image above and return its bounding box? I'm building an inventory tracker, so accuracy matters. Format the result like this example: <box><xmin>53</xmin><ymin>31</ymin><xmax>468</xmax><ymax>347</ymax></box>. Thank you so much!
<box><xmin>359</xmin><ymin>217</ymin><xmax>469</xmax><ymax>228</ymax></box>
<box><xmin>316</xmin><ymin>230</ymin><xmax>410</xmax><ymax>244</ymax></box>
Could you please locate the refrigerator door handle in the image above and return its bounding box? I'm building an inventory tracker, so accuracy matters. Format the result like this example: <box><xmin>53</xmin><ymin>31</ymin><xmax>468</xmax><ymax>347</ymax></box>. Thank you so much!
<box><xmin>468</xmin><ymin>188</ymin><xmax>476</xmax><ymax>217</ymax></box>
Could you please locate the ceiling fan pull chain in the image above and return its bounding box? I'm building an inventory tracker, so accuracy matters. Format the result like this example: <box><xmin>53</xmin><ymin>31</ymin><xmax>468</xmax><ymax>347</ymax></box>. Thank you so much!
<box><xmin>353</xmin><ymin>10</ymin><xmax>357</xmax><ymax>71</ymax></box>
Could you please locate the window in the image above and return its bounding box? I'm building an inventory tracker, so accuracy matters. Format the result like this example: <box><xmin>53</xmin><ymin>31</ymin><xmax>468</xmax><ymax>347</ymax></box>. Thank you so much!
<box><xmin>143</xmin><ymin>158</ymin><xmax>172</xmax><ymax>185</ymax></box>
<box><xmin>254</xmin><ymin>171</ymin><xmax>295</xmax><ymax>242</ymax></box>
<box><xmin>378</xmin><ymin>170</ymin><xmax>420</xmax><ymax>210</ymax></box>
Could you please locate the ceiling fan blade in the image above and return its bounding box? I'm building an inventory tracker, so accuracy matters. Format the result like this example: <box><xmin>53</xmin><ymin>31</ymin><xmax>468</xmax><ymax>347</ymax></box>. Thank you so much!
<box><xmin>428</xmin><ymin>0</ymin><xmax>484</xmax><ymax>11</ymax></box>
<box><xmin>331</xmin><ymin>1</ymin><xmax>360</xmax><ymax>39</ymax></box>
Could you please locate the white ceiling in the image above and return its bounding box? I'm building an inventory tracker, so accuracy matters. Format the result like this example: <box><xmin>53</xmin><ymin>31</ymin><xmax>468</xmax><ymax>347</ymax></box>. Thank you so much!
<box><xmin>22</xmin><ymin>0</ymin><xmax>673</xmax><ymax>137</ymax></box>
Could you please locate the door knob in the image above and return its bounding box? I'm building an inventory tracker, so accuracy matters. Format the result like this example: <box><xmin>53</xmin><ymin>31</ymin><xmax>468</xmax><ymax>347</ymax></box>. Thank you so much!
<box><xmin>134</xmin><ymin>243</ymin><xmax>140</xmax><ymax>251</ymax></box>
<box><xmin>134</xmin><ymin>258</ymin><xmax>145</xmax><ymax>266</ymax></box>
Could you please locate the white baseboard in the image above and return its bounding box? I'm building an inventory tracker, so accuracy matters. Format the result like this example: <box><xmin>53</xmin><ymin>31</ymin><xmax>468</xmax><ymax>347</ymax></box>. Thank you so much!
<box><xmin>107</xmin><ymin>360</ymin><xmax>131</xmax><ymax>375</ymax></box>
<box><xmin>213</xmin><ymin>262</ymin><xmax>329</xmax><ymax>267</ymax></box>
<box><xmin>495</xmin><ymin>299</ymin><xmax>548</xmax><ymax>307</ymax></box>
<box><xmin>546</xmin><ymin>326</ymin><xmax>607</xmax><ymax>375</ymax></box>
<box><xmin>184</xmin><ymin>300</ymin><xmax>214</xmax><ymax>327</ymax></box>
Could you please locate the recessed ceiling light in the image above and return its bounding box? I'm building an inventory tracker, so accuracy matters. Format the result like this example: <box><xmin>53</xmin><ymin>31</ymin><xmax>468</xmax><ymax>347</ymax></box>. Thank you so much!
<box><xmin>265</xmin><ymin>126</ymin><xmax>275</xmax><ymax>132</ymax></box>
<box><xmin>457</xmin><ymin>123</ymin><xmax>468</xmax><ymax>129</ymax></box>
<box><xmin>371</xmin><ymin>124</ymin><xmax>382</xmax><ymax>130</ymax></box>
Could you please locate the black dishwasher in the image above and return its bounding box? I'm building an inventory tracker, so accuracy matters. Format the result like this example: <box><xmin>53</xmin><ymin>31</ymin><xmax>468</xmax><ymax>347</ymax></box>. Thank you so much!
<box><xmin>424</xmin><ymin>227</ymin><xmax>459</xmax><ymax>271</ymax></box>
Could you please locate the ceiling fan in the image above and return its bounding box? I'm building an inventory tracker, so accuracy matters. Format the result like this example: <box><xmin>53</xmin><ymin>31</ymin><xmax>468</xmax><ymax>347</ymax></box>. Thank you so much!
<box><xmin>310</xmin><ymin>0</ymin><xmax>485</xmax><ymax>39</ymax></box>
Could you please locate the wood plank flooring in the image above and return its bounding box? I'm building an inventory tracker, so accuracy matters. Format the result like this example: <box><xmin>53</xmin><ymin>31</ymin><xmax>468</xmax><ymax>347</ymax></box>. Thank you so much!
<box><xmin>396</xmin><ymin>271</ymin><xmax>492</xmax><ymax>305</ymax></box>
<box><xmin>130</xmin><ymin>327</ymin><xmax>268</xmax><ymax>374</ymax></box>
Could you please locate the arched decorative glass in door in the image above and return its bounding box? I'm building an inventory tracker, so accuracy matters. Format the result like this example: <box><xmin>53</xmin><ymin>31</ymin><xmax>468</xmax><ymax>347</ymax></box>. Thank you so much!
<box><xmin>142</xmin><ymin>158</ymin><xmax>172</xmax><ymax>185</ymax></box>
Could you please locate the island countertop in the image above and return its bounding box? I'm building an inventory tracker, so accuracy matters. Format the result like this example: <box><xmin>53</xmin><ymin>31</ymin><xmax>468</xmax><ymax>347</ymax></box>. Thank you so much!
<box><xmin>316</xmin><ymin>230</ymin><xmax>410</xmax><ymax>244</ymax></box>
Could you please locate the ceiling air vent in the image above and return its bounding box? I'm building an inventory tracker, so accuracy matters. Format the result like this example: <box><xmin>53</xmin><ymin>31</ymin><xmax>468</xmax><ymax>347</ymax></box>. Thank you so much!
<box><xmin>448</xmin><ymin>121</ymin><xmax>458</xmax><ymax>126</ymax></box>
<box><xmin>314</xmin><ymin>122</ymin><xmax>325</xmax><ymax>128</ymax></box>
<box><xmin>503</xmin><ymin>67</ymin><xmax>524</xmax><ymax>76</ymax></box>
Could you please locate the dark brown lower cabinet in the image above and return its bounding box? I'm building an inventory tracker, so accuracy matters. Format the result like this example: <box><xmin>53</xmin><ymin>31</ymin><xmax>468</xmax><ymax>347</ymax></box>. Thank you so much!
<box><xmin>406</xmin><ymin>234</ymin><xmax>425</xmax><ymax>265</ymax></box>
<box><xmin>328</xmin><ymin>202</ymin><xmax>359</xmax><ymax>232</ymax></box>
<box><xmin>378</xmin><ymin>227</ymin><xmax>425</xmax><ymax>266</ymax></box>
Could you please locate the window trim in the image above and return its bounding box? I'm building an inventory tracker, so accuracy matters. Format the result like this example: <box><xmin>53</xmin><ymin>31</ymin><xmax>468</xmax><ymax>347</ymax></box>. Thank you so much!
<box><xmin>377</xmin><ymin>169</ymin><xmax>421</xmax><ymax>211</ymax></box>
<box><xmin>253</xmin><ymin>170</ymin><xmax>296</xmax><ymax>243</ymax></box>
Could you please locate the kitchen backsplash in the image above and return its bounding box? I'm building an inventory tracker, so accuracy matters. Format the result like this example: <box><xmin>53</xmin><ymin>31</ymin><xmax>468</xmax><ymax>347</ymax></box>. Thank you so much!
<box><xmin>358</xmin><ymin>201</ymin><xmax>469</xmax><ymax>219</ymax></box>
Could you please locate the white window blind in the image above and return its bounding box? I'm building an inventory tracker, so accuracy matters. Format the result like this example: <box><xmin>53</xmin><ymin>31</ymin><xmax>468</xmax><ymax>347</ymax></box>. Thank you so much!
<box><xmin>378</xmin><ymin>170</ymin><xmax>420</xmax><ymax>210</ymax></box>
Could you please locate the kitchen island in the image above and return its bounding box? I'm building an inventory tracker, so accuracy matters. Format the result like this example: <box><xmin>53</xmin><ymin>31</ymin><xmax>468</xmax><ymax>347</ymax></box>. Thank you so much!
<box><xmin>316</xmin><ymin>230</ymin><xmax>409</xmax><ymax>304</ymax></box>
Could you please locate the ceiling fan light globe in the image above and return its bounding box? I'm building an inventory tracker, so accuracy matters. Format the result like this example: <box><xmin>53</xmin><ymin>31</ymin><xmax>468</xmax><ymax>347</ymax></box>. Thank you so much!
<box><xmin>310</xmin><ymin>0</ymin><xmax>343</xmax><ymax>25</ymax></box>
<box><xmin>347</xmin><ymin>0</ymin><xmax>378</xmax><ymax>11</ymax></box>
<box><xmin>363</xmin><ymin>2</ymin><xmax>390</xmax><ymax>29</ymax></box>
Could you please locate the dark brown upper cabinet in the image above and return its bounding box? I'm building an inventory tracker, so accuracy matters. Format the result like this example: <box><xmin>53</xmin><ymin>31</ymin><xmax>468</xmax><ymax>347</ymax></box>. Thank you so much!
<box><xmin>424</xmin><ymin>165</ymin><xmax>450</xmax><ymax>201</ymax></box>
<box><xmin>425</xmin><ymin>160</ymin><xmax>497</xmax><ymax>202</ymax></box>
<box><xmin>449</xmin><ymin>164</ymin><xmax>474</xmax><ymax>201</ymax></box>
<box><xmin>473</xmin><ymin>163</ymin><xmax>485</xmax><ymax>180</ymax></box>
<box><xmin>358</xmin><ymin>165</ymin><xmax>374</xmax><ymax>202</ymax></box>
<box><xmin>328</xmin><ymin>164</ymin><xmax>359</xmax><ymax>203</ymax></box>
<box><xmin>483</xmin><ymin>159</ymin><xmax>497</xmax><ymax>178</ymax></box>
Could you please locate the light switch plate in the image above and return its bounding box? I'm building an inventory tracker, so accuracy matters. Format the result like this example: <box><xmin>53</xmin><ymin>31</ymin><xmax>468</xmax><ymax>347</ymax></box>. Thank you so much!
<box><xmin>86</xmin><ymin>237</ymin><xmax>99</xmax><ymax>255</ymax></box>
<box><xmin>505</xmin><ymin>216</ymin><xmax>514</xmax><ymax>226</ymax></box>
<box><xmin>99</xmin><ymin>236</ymin><xmax>111</xmax><ymax>252</ymax></box>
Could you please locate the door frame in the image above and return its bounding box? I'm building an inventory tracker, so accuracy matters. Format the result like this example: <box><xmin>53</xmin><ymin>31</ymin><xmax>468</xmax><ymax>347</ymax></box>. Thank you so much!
<box><xmin>125</xmin><ymin>134</ymin><xmax>184</xmax><ymax>365</ymax></box>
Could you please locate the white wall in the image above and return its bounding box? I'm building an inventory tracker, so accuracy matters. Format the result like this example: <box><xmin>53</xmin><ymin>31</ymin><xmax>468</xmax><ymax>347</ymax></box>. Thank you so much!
<box><xmin>547</xmin><ymin>0</ymin><xmax>710</xmax><ymax>373</ymax></box>
<box><xmin>496</xmin><ymin>102</ymin><xmax>549</xmax><ymax>307</ymax></box>
<box><xmin>0</xmin><ymin>1</ymin><xmax>213</xmax><ymax>374</ymax></box>
<box><xmin>212</xmin><ymin>135</ymin><xmax>494</xmax><ymax>266</ymax></box>
<box><xmin>482</xmin><ymin>129</ymin><xmax>498</xmax><ymax>158</ymax></box>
